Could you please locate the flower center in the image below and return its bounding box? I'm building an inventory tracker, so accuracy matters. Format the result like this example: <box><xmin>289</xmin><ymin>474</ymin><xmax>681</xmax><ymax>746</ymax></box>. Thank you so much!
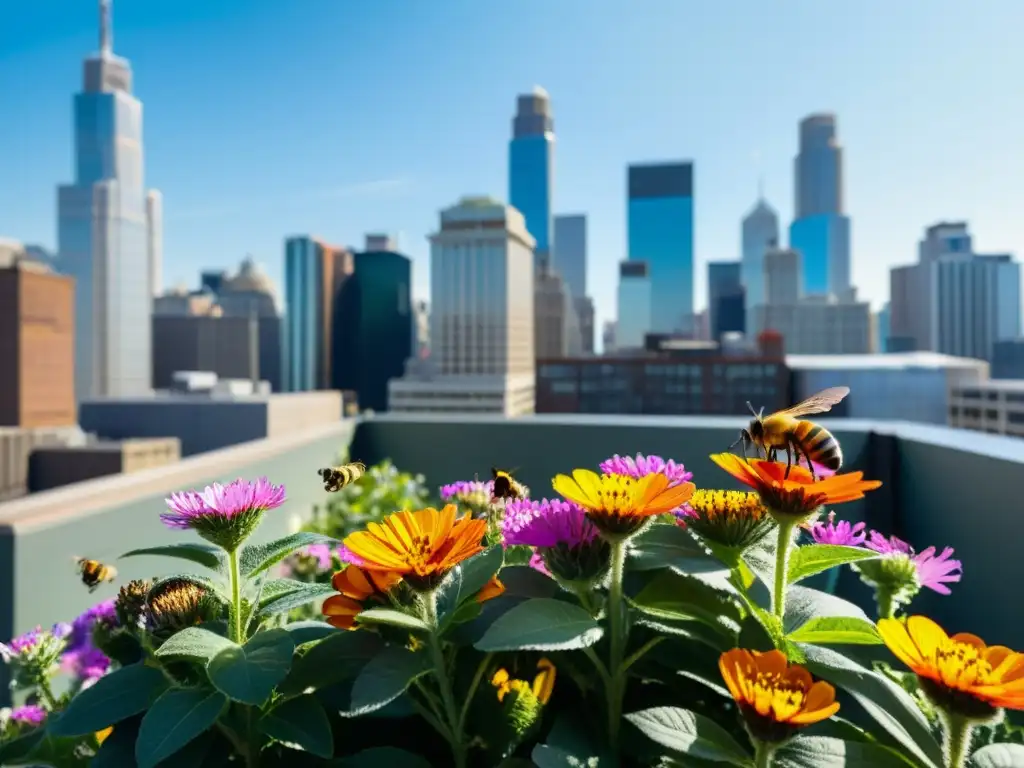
<box><xmin>595</xmin><ymin>476</ymin><xmax>639</xmax><ymax>514</ymax></box>
<box><xmin>934</xmin><ymin>641</ymin><xmax>993</xmax><ymax>688</ymax></box>
<box><xmin>406</xmin><ymin>533</ymin><xmax>436</xmax><ymax>575</ymax></box>
<box><xmin>691</xmin><ymin>490</ymin><xmax>765</xmax><ymax>522</ymax></box>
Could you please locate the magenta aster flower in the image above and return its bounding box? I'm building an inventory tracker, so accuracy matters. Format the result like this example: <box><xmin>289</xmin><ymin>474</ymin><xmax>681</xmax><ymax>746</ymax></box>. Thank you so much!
<box><xmin>304</xmin><ymin>544</ymin><xmax>333</xmax><ymax>570</ymax></box>
<box><xmin>162</xmin><ymin>477</ymin><xmax>286</xmax><ymax>550</ymax></box>
<box><xmin>907</xmin><ymin>545</ymin><xmax>963</xmax><ymax>596</ymax></box>
<box><xmin>528</xmin><ymin>552</ymin><xmax>552</xmax><ymax>577</ymax></box>
<box><xmin>63</xmin><ymin>646</ymin><xmax>111</xmax><ymax>682</ymax></box>
<box><xmin>10</xmin><ymin>704</ymin><xmax>47</xmax><ymax>727</ymax></box>
<box><xmin>855</xmin><ymin>531</ymin><xmax>963</xmax><ymax>612</ymax></box>
<box><xmin>600</xmin><ymin>453</ymin><xmax>694</xmax><ymax>518</ymax></box>
<box><xmin>502</xmin><ymin>499</ymin><xmax>598</xmax><ymax>549</ymax></box>
<box><xmin>808</xmin><ymin>511</ymin><xmax>866</xmax><ymax>547</ymax></box>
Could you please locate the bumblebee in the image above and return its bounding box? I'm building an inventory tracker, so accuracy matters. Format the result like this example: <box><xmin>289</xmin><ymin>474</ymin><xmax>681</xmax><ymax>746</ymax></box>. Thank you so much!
<box><xmin>731</xmin><ymin>386</ymin><xmax>850</xmax><ymax>480</ymax></box>
<box><xmin>491</xmin><ymin>467</ymin><xmax>526</xmax><ymax>501</ymax></box>
<box><xmin>75</xmin><ymin>557</ymin><xmax>117</xmax><ymax>593</ymax></box>
<box><xmin>318</xmin><ymin>462</ymin><xmax>366</xmax><ymax>493</ymax></box>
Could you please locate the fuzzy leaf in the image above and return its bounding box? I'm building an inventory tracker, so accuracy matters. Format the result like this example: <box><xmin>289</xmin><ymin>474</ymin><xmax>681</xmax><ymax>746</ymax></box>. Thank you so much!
<box><xmin>278</xmin><ymin>630</ymin><xmax>383</xmax><ymax>697</ymax></box>
<box><xmin>629</xmin><ymin>524</ymin><xmax>724</xmax><ymax>574</ymax></box>
<box><xmin>774</xmin><ymin>736</ymin><xmax>916</xmax><ymax>767</ymax></box>
<box><xmin>154</xmin><ymin>626</ymin><xmax>237</xmax><ymax>663</ymax></box>
<box><xmin>334</xmin><ymin>747</ymin><xmax>433</xmax><ymax>767</ymax></box>
<box><xmin>240</xmin><ymin>532</ymin><xmax>340</xmax><ymax>577</ymax></box>
<box><xmin>49</xmin><ymin>663</ymin><xmax>168</xmax><ymax>736</ymax></box>
<box><xmin>339</xmin><ymin>645</ymin><xmax>431</xmax><ymax>717</ymax></box>
<box><xmin>135</xmin><ymin>688</ymin><xmax>227</xmax><ymax>768</ymax></box>
<box><xmin>355</xmin><ymin>607</ymin><xmax>430</xmax><ymax>633</ymax></box>
<box><xmin>282</xmin><ymin>620</ymin><xmax>338</xmax><ymax>646</ymax></box>
<box><xmin>787</xmin><ymin>616</ymin><xmax>883</xmax><ymax>646</ymax></box>
<box><xmin>437</xmin><ymin>546</ymin><xmax>503</xmax><ymax>623</ymax></box>
<box><xmin>120</xmin><ymin>543</ymin><xmax>226</xmax><ymax>572</ymax></box>
<box><xmin>787</xmin><ymin>544</ymin><xmax>879</xmax><ymax>585</ymax></box>
<box><xmin>206</xmin><ymin>628</ymin><xmax>295</xmax><ymax>705</ymax></box>
<box><xmin>498</xmin><ymin>565</ymin><xmax>559</xmax><ymax>598</ymax></box>
<box><xmin>257</xmin><ymin>581</ymin><xmax>336</xmax><ymax>617</ymax></box>
<box><xmin>968</xmin><ymin>743</ymin><xmax>1024</xmax><ymax>768</ymax></box>
<box><xmin>260</xmin><ymin>695</ymin><xmax>334</xmax><ymax>759</ymax></box>
<box><xmin>625</xmin><ymin>707</ymin><xmax>752</xmax><ymax>765</ymax></box>
<box><xmin>631</xmin><ymin>568</ymin><xmax>743</xmax><ymax>630</ymax></box>
<box><xmin>475</xmin><ymin>598</ymin><xmax>602</xmax><ymax>652</ymax></box>
<box><xmin>783</xmin><ymin>585</ymin><xmax>871</xmax><ymax>634</ymax></box>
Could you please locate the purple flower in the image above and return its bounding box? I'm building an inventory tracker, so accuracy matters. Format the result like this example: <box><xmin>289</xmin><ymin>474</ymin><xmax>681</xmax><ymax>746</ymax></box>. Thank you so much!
<box><xmin>0</xmin><ymin>624</ymin><xmax>70</xmax><ymax>662</ymax></box>
<box><xmin>304</xmin><ymin>544</ymin><xmax>333</xmax><ymax>570</ymax></box>
<box><xmin>808</xmin><ymin>512</ymin><xmax>866</xmax><ymax>547</ymax></box>
<box><xmin>502</xmin><ymin>499</ymin><xmax>598</xmax><ymax>549</ymax></box>
<box><xmin>529</xmin><ymin>552</ymin><xmax>552</xmax><ymax>577</ymax></box>
<box><xmin>440</xmin><ymin>480</ymin><xmax>494</xmax><ymax>507</ymax></box>
<box><xmin>66</xmin><ymin>600</ymin><xmax>116</xmax><ymax>655</ymax></box>
<box><xmin>600</xmin><ymin>453</ymin><xmax>694</xmax><ymax>517</ymax></box>
<box><xmin>63</xmin><ymin>646</ymin><xmax>111</xmax><ymax>682</ymax></box>
<box><xmin>161</xmin><ymin>477</ymin><xmax>286</xmax><ymax>549</ymax></box>
<box><xmin>10</xmin><ymin>705</ymin><xmax>47</xmax><ymax>727</ymax></box>
<box><xmin>337</xmin><ymin>545</ymin><xmax>362</xmax><ymax>566</ymax></box>
<box><xmin>865</xmin><ymin>532</ymin><xmax>963</xmax><ymax>595</ymax></box>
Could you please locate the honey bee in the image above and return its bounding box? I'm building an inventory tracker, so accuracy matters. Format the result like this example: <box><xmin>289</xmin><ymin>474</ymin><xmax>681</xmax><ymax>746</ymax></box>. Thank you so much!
<box><xmin>491</xmin><ymin>467</ymin><xmax>526</xmax><ymax>501</ymax></box>
<box><xmin>74</xmin><ymin>557</ymin><xmax>117</xmax><ymax>593</ymax></box>
<box><xmin>318</xmin><ymin>462</ymin><xmax>366</xmax><ymax>492</ymax></box>
<box><xmin>731</xmin><ymin>386</ymin><xmax>850</xmax><ymax>480</ymax></box>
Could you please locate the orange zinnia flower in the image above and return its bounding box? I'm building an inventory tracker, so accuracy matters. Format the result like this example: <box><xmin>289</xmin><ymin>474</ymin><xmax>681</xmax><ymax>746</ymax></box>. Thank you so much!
<box><xmin>710</xmin><ymin>453</ymin><xmax>881</xmax><ymax>522</ymax></box>
<box><xmin>477</xmin><ymin>576</ymin><xmax>505</xmax><ymax>604</ymax></box>
<box><xmin>552</xmin><ymin>469</ymin><xmax>695</xmax><ymax>537</ymax></box>
<box><xmin>343</xmin><ymin>505</ymin><xmax>487</xmax><ymax>590</ymax></box>
<box><xmin>322</xmin><ymin>566</ymin><xmax>402</xmax><ymax>630</ymax></box>
<box><xmin>719</xmin><ymin>648</ymin><xmax>839</xmax><ymax>742</ymax></box>
<box><xmin>879</xmin><ymin>616</ymin><xmax>1024</xmax><ymax>718</ymax></box>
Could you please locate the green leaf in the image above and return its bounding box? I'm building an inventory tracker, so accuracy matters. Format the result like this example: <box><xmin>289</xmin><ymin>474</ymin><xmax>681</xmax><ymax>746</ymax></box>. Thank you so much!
<box><xmin>355</xmin><ymin>607</ymin><xmax>430</xmax><ymax>633</ymax></box>
<box><xmin>788</xmin><ymin>616</ymin><xmax>883</xmax><ymax>646</ymax></box>
<box><xmin>634</xmin><ymin>616</ymin><xmax>732</xmax><ymax>650</ymax></box>
<box><xmin>278</xmin><ymin>630</ymin><xmax>383</xmax><ymax>697</ymax></box>
<box><xmin>0</xmin><ymin>726</ymin><xmax>45</xmax><ymax>764</ymax></box>
<box><xmin>240</xmin><ymin>532</ymin><xmax>340</xmax><ymax>577</ymax></box>
<box><xmin>49</xmin><ymin>663</ymin><xmax>167</xmax><ymax>736</ymax></box>
<box><xmin>774</xmin><ymin>736</ymin><xmax>916</xmax><ymax>767</ymax></box>
<box><xmin>154</xmin><ymin>627</ymin><xmax>236</xmax><ymax>663</ymax></box>
<box><xmin>121</xmin><ymin>543</ymin><xmax>226</xmax><ymax>572</ymax></box>
<box><xmin>787</xmin><ymin>544</ymin><xmax>879</xmax><ymax>585</ymax></box>
<box><xmin>340</xmin><ymin>644</ymin><xmax>431</xmax><ymax>717</ymax></box>
<box><xmin>261</xmin><ymin>695</ymin><xmax>334</xmax><ymax>759</ymax></box>
<box><xmin>498</xmin><ymin>565</ymin><xmax>559</xmax><ymax>598</ymax></box>
<box><xmin>437</xmin><ymin>546</ymin><xmax>503</xmax><ymax>621</ymax></box>
<box><xmin>135</xmin><ymin>688</ymin><xmax>227</xmax><ymax>768</ymax></box>
<box><xmin>968</xmin><ymin>744</ymin><xmax>1024</xmax><ymax>768</ymax></box>
<box><xmin>631</xmin><ymin>568</ymin><xmax>743</xmax><ymax>630</ymax></box>
<box><xmin>802</xmin><ymin>645</ymin><xmax>945</xmax><ymax>768</ymax></box>
<box><xmin>283</xmin><ymin>620</ymin><xmax>338</xmax><ymax>646</ymax></box>
<box><xmin>207</xmin><ymin>628</ymin><xmax>296</xmax><ymax>705</ymax></box>
<box><xmin>532</xmin><ymin>745</ymin><xmax>604</xmax><ymax>767</ymax></box>
<box><xmin>624</xmin><ymin>707</ymin><xmax>753</xmax><ymax>766</ymax></box>
<box><xmin>474</xmin><ymin>598</ymin><xmax>602</xmax><ymax>652</ymax></box>
<box><xmin>783</xmin><ymin>585</ymin><xmax>871</xmax><ymax>634</ymax></box>
<box><xmin>257</xmin><ymin>581</ymin><xmax>337</xmax><ymax>617</ymax></box>
<box><xmin>630</xmin><ymin>524</ymin><xmax>726</xmax><ymax>574</ymax></box>
<box><xmin>333</xmin><ymin>747</ymin><xmax>433</xmax><ymax>767</ymax></box>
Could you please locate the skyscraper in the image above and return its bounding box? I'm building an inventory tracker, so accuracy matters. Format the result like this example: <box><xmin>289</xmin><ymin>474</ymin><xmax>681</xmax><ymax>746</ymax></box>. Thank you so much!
<box><xmin>740</xmin><ymin>195</ymin><xmax>779</xmax><ymax>328</ymax></box>
<box><xmin>933</xmin><ymin>253</ymin><xmax>1020</xmax><ymax>361</ymax></box>
<box><xmin>57</xmin><ymin>0</ymin><xmax>158</xmax><ymax>398</ymax></box>
<box><xmin>789</xmin><ymin>114</ymin><xmax>851</xmax><ymax>297</ymax></box>
<box><xmin>553</xmin><ymin>214</ymin><xmax>586</xmax><ymax>300</ymax></box>
<box><xmin>627</xmin><ymin>162</ymin><xmax>694</xmax><ymax>334</ymax></box>
<box><xmin>617</xmin><ymin>261</ymin><xmax>652</xmax><ymax>349</ymax></box>
<box><xmin>146</xmin><ymin>190</ymin><xmax>163</xmax><ymax>297</ymax></box>
<box><xmin>763</xmin><ymin>248</ymin><xmax>801</xmax><ymax>305</ymax></box>
<box><xmin>509</xmin><ymin>88</ymin><xmax>555</xmax><ymax>270</ymax></box>
<box><xmin>707</xmin><ymin>261</ymin><xmax>745</xmax><ymax>340</ymax></box>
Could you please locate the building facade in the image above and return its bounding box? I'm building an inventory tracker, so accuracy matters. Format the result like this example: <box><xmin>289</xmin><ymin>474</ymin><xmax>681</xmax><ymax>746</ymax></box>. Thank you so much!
<box><xmin>57</xmin><ymin>0</ymin><xmax>158</xmax><ymax>399</ymax></box>
<box><xmin>933</xmin><ymin>253</ymin><xmax>1020</xmax><ymax>362</ymax></box>
<box><xmin>763</xmin><ymin>248</ymin><xmax>801</xmax><ymax>306</ymax></box>
<box><xmin>949</xmin><ymin>380</ymin><xmax>1024</xmax><ymax>437</ymax></box>
<box><xmin>553</xmin><ymin>214</ymin><xmax>586</xmax><ymax>300</ymax></box>
<box><xmin>509</xmin><ymin>88</ymin><xmax>555</xmax><ymax>270</ymax></box>
<box><xmin>151</xmin><ymin>315</ymin><xmax>260</xmax><ymax>390</ymax></box>
<box><xmin>616</xmin><ymin>260</ymin><xmax>652</xmax><ymax>349</ymax></box>
<box><xmin>708</xmin><ymin>261</ymin><xmax>745</xmax><ymax>340</ymax></box>
<box><xmin>875</xmin><ymin>303</ymin><xmax>890</xmax><ymax>353</ymax></box>
<box><xmin>284</xmin><ymin>237</ymin><xmax>351</xmax><ymax>391</ymax></box>
<box><xmin>574</xmin><ymin>296</ymin><xmax>595</xmax><ymax>354</ymax></box>
<box><xmin>332</xmin><ymin>240</ymin><xmax>413</xmax><ymax>412</ymax></box>
<box><xmin>534</xmin><ymin>267</ymin><xmax>577</xmax><ymax>359</ymax></box>
<box><xmin>388</xmin><ymin>197</ymin><xmax>536</xmax><ymax>415</ymax></box>
<box><xmin>757</xmin><ymin>297</ymin><xmax>872</xmax><ymax>355</ymax></box>
<box><xmin>789</xmin><ymin>213</ymin><xmax>851</xmax><ymax>296</ymax></box>
<box><xmin>146</xmin><ymin>190</ymin><xmax>162</xmax><ymax>297</ymax></box>
<box><xmin>628</xmin><ymin>162</ymin><xmax>694</xmax><ymax>334</ymax></box>
<box><xmin>740</xmin><ymin>197</ymin><xmax>779</xmax><ymax>327</ymax></box>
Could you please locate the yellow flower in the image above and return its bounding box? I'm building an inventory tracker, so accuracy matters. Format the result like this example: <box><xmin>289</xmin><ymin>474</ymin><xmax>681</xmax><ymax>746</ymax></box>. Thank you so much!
<box><xmin>719</xmin><ymin>648</ymin><xmax>839</xmax><ymax>742</ymax></box>
<box><xmin>322</xmin><ymin>566</ymin><xmax>402</xmax><ymax>630</ymax></box>
<box><xmin>552</xmin><ymin>469</ymin><xmax>695</xmax><ymax>537</ymax></box>
<box><xmin>491</xmin><ymin>657</ymin><xmax>557</xmax><ymax>706</ymax></box>
<box><xmin>477</xmin><ymin>576</ymin><xmax>505</xmax><ymax>604</ymax></box>
<box><xmin>710</xmin><ymin>453</ymin><xmax>881</xmax><ymax>522</ymax></box>
<box><xmin>685</xmin><ymin>489</ymin><xmax>774</xmax><ymax>553</ymax></box>
<box><xmin>95</xmin><ymin>726</ymin><xmax>113</xmax><ymax>745</ymax></box>
<box><xmin>879</xmin><ymin>616</ymin><xmax>1024</xmax><ymax>719</ymax></box>
<box><xmin>343</xmin><ymin>505</ymin><xmax>487</xmax><ymax>590</ymax></box>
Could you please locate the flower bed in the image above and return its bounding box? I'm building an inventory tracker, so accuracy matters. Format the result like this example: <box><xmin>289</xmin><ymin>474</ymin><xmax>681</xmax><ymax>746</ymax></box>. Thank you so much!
<box><xmin>1</xmin><ymin>448</ymin><xmax>1022</xmax><ymax>767</ymax></box>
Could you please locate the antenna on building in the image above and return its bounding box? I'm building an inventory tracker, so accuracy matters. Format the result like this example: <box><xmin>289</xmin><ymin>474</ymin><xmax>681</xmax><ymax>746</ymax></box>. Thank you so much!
<box><xmin>99</xmin><ymin>0</ymin><xmax>113</xmax><ymax>55</ymax></box>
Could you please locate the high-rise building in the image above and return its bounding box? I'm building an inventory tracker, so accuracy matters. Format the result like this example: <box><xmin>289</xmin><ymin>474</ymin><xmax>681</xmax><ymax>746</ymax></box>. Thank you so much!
<box><xmin>57</xmin><ymin>0</ymin><xmax>158</xmax><ymax>399</ymax></box>
<box><xmin>509</xmin><ymin>88</ymin><xmax>555</xmax><ymax>270</ymax></box>
<box><xmin>875</xmin><ymin>303</ymin><xmax>891</xmax><ymax>353</ymax></box>
<box><xmin>707</xmin><ymin>261</ymin><xmax>745</xmax><ymax>340</ymax></box>
<box><xmin>412</xmin><ymin>301</ymin><xmax>430</xmax><ymax>359</ymax></box>
<box><xmin>284</xmin><ymin>237</ymin><xmax>351</xmax><ymax>391</ymax></box>
<box><xmin>617</xmin><ymin>261</ymin><xmax>652</xmax><ymax>349</ymax></box>
<box><xmin>602</xmin><ymin>321</ymin><xmax>617</xmax><ymax>354</ymax></box>
<box><xmin>757</xmin><ymin>295</ymin><xmax>872</xmax><ymax>355</ymax></box>
<box><xmin>146</xmin><ymin>190</ymin><xmax>163</xmax><ymax>297</ymax></box>
<box><xmin>574</xmin><ymin>296</ymin><xmax>595</xmax><ymax>354</ymax></box>
<box><xmin>152</xmin><ymin>314</ymin><xmax>261</xmax><ymax>390</ymax></box>
<box><xmin>789</xmin><ymin>114</ymin><xmax>851</xmax><ymax>298</ymax></box>
<box><xmin>553</xmin><ymin>214</ymin><xmax>586</xmax><ymax>300</ymax></box>
<box><xmin>332</xmin><ymin>236</ymin><xmax>413</xmax><ymax>412</ymax></box>
<box><xmin>627</xmin><ymin>162</ymin><xmax>694</xmax><ymax>334</ymax></box>
<box><xmin>388</xmin><ymin>197</ymin><xmax>535</xmax><ymax>415</ymax></box>
<box><xmin>0</xmin><ymin>255</ymin><xmax>76</xmax><ymax>428</ymax></box>
<box><xmin>763</xmin><ymin>248</ymin><xmax>801</xmax><ymax>305</ymax></box>
<box><xmin>740</xmin><ymin>195</ymin><xmax>779</xmax><ymax>327</ymax></box>
<box><xmin>535</xmin><ymin>267</ymin><xmax>578</xmax><ymax>358</ymax></box>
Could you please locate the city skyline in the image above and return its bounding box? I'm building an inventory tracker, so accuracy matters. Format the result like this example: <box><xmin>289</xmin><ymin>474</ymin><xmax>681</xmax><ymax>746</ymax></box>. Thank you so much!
<box><xmin>4</xmin><ymin>0</ymin><xmax>1024</xmax><ymax>344</ymax></box>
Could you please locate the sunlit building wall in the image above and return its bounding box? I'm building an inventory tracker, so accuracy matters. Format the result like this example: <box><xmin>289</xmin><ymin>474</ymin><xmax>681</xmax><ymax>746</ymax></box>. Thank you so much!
<box><xmin>616</xmin><ymin>260</ymin><xmax>652</xmax><ymax>349</ymax></box>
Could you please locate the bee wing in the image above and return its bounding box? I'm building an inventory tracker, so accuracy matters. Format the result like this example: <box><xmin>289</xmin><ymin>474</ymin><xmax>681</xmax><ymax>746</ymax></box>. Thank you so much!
<box><xmin>107</xmin><ymin>564</ymin><xmax>118</xmax><ymax>579</ymax></box>
<box><xmin>778</xmin><ymin>387</ymin><xmax>850</xmax><ymax>418</ymax></box>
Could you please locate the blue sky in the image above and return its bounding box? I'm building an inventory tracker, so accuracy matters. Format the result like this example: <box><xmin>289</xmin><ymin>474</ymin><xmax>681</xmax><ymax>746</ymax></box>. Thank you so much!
<box><xmin>3</xmin><ymin>0</ymin><xmax>1023</xmax><ymax>337</ymax></box>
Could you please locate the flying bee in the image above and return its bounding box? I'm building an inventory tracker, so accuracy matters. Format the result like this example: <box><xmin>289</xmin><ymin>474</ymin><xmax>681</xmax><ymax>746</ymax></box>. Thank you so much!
<box><xmin>491</xmin><ymin>467</ymin><xmax>526</xmax><ymax>501</ymax></box>
<box><xmin>74</xmin><ymin>557</ymin><xmax>117</xmax><ymax>593</ymax></box>
<box><xmin>731</xmin><ymin>386</ymin><xmax>850</xmax><ymax>480</ymax></box>
<box><xmin>318</xmin><ymin>462</ymin><xmax>366</xmax><ymax>493</ymax></box>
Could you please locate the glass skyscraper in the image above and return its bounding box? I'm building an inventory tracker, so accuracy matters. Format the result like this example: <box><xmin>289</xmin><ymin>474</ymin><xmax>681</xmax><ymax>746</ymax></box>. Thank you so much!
<box><xmin>508</xmin><ymin>88</ymin><xmax>555</xmax><ymax>270</ymax></box>
<box><xmin>553</xmin><ymin>214</ymin><xmax>586</xmax><ymax>299</ymax></box>
<box><xmin>790</xmin><ymin>114</ymin><xmax>851</xmax><ymax>298</ymax></box>
<box><xmin>707</xmin><ymin>261</ymin><xmax>745</xmax><ymax>340</ymax></box>
<box><xmin>57</xmin><ymin>0</ymin><xmax>157</xmax><ymax>399</ymax></box>
<box><xmin>740</xmin><ymin>196</ymin><xmax>778</xmax><ymax>326</ymax></box>
<box><xmin>617</xmin><ymin>261</ymin><xmax>652</xmax><ymax>349</ymax></box>
<box><xmin>627</xmin><ymin>162</ymin><xmax>694</xmax><ymax>334</ymax></box>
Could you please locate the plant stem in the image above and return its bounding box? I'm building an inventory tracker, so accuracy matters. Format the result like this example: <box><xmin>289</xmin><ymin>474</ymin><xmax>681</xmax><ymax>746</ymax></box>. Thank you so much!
<box><xmin>457</xmin><ymin>652</ymin><xmax>494</xmax><ymax>736</ymax></box>
<box><xmin>754</xmin><ymin>740</ymin><xmax>775</xmax><ymax>768</ymax></box>
<box><xmin>621</xmin><ymin>636</ymin><xmax>664</xmax><ymax>674</ymax></box>
<box><xmin>944</xmin><ymin>715</ymin><xmax>973</xmax><ymax>768</ymax></box>
<box><xmin>228</xmin><ymin>548</ymin><xmax>244</xmax><ymax>643</ymax></box>
<box><xmin>245</xmin><ymin>707</ymin><xmax>260</xmax><ymax>768</ymax></box>
<box><xmin>35</xmin><ymin>676</ymin><xmax>60</xmax><ymax>711</ymax></box>
<box><xmin>772</xmin><ymin>519</ymin><xmax>797</xmax><ymax>619</ymax></box>
<box><xmin>423</xmin><ymin>593</ymin><xmax>466</xmax><ymax>768</ymax></box>
<box><xmin>606</xmin><ymin>539</ymin><xmax>628</xmax><ymax>752</ymax></box>
<box><xmin>875</xmin><ymin>586</ymin><xmax>895</xmax><ymax>620</ymax></box>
